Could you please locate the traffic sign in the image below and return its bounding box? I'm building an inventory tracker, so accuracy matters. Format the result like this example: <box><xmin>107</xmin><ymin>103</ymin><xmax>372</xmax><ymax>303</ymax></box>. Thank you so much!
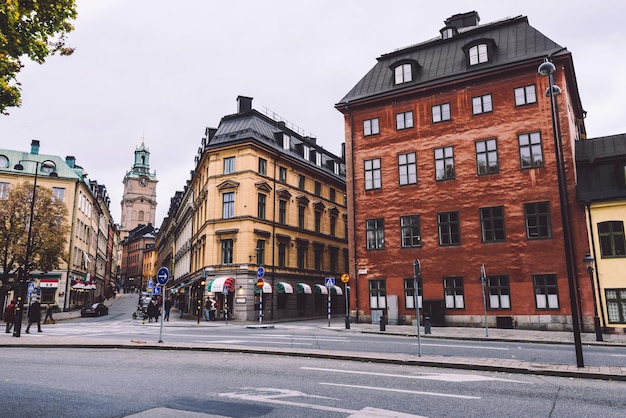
<box><xmin>157</xmin><ymin>267</ymin><xmax>170</xmax><ymax>285</ymax></box>
<box><xmin>153</xmin><ymin>285</ymin><xmax>161</xmax><ymax>295</ymax></box>
<box><xmin>148</xmin><ymin>280</ymin><xmax>154</xmax><ymax>288</ymax></box>
<box><xmin>256</xmin><ymin>278</ymin><xmax>264</xmax><ymax>290</ymax></box>
<box><xmin>257</xmin><ymin>266</ymin><xmax>265</xmax><ymax>278</ymax></box>
<box><xmin>341</xmin><ymin>273</ymin><xmax>349</xmax><ymax>283</ymax></box>
<box><xmin>325</xmin><ymin>277</ymin><xmax>335</xmax><ymax>288</ymax></box>
<box><xmin>223</xmin><ymin>286</ymin><xmax>229</xmax><ymax>295</ymax></box>
<box><xmin>28</xmin><ymin>283</ymin><xmax>35</xmax><ymax>292</ymax></box>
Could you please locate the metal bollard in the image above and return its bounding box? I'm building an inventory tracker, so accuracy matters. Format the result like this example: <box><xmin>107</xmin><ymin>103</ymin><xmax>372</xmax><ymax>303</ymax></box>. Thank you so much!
<box><xmin>424</xmin><ymin>316</ymin><xmax>431</xmax><ymax>334</ymax></box>
<box><xmin>379</xmin><ymin>314</ymin><xmax>386</xmax><ymax>331</ymax></box>
<box><xmin>345</xmin><ymin>316</ymin><xmax>350</xmax><ymax>329</ymax></box>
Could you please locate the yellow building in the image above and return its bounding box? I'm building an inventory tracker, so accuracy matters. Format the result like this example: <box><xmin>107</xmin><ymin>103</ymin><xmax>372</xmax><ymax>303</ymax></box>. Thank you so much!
<box><xmin>0</xmin><ymin>140</ymin><xmax>119</xmax><ymax>311</ymax></box>
<box><xmin>577</xmin><ymin>134</ymin><xmax>626</xmax><ymax>333</ymax></box>
<box><xmin>160</xmin><ymin>97</ymin><xmax>348</xmax><ymax>321</ymax></box>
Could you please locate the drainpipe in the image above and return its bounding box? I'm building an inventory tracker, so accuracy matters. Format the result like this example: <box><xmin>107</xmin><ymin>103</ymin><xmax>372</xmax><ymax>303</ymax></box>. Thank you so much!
<box><xmin>344</xmin><ymin>104</ymin><xmax>359</xmax><ymax>323</ymax></box>
<box><xmin>270</xmin><ymin>156</ymin><xmax>278</xmax><ymax>320</ymax></box>
<box><xmin>63</xmin><ymin>179</ymin><xmax>81</xmax><ymax>312</ymax></box>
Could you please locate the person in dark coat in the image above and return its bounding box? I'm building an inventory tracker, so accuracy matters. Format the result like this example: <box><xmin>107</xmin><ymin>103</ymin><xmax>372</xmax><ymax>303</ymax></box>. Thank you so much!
<box><xmin>26</xmin><ymin>297</ymin><xmax>42</xmax><ymax>333</ymax></box>
<box><xmin>164</xmin><ymin>297</ymin><xmax>172</xmax><ymax>321</ymax></box>
<box><xmin>146</xmin><ymin>300</ymin><xmax>156</xmax><ymax>323</ymax></box>
<box><xmin>44</xmin><ymin>304</ymin><xmax>56</xmax><ymax>324</ymax></box>
<box><xmin>4</xmin><ymin>299</ymin><xmax>16</xmax><ymax>333</ymax></box>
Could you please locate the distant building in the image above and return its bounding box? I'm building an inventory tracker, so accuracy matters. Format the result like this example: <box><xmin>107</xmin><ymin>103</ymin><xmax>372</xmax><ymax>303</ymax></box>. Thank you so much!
<box><xmin>576</xmin><ymin>133</ymin><xmax>626</xmax><ymax>332</ymax></box>
<box><xmin>0</xmin><ymin>140</ymin><xmax>119</xmax><ymax>310</ymax></box>
<box><xmin>120</xmin><ymin>223</ymin><xmax>157</xmax><ymax>292</ymax></box>
<box><xmin>120</xmin><ymin>141</ymin><xmax>157</xmax><ymax>241</ymax></box>
<box><xmin>158</xmin><ymin>96</ymin><xmax>348</xmax><ymax>321</ymax></box>
<box><xmin>336</xmin><ymin>12</ymin><xmax>593</xmax><ymax>330</ymax></box>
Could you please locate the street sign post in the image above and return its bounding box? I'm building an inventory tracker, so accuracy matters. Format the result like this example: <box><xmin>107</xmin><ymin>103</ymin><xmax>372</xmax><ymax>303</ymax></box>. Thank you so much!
<box><xmin>325</xmin><ymin>277</ymin><xmax>335</xmax><ymax>327</ymax></box>
<box><xmin>256</xmin><ymin>276</ymin><xmax>264</xmax><ymax>324</ymax></box>
<box><xmin>157</xmin><ymin>267</ymin><xmax>169</xmax><ymax>285</ymax></box>
<box><xmin>223</xmin><ymin>285</ymin><xmax>229</xmax><ymax>325</ymax></box>
<box><xmin>341</xmin><ymin>274</ymin><xmax>350</xmax><ymax>329</ymax></box>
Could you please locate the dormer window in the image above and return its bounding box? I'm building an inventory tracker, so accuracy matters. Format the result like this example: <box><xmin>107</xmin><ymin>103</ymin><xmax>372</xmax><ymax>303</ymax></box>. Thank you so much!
<box><xmin>469</xmin><ymin>44</ymin><xmax>488</xmax><ymax>65</ymax></box>
<box><xmin>391</xmin><ymin>59</ymin><xmax>419</xmax><ymax>86</ymax></box>
<box><xmin>394</xmin><ymin>63</ymin><xmax>412</xmax><ymax>84</ymax></box>
<box><xmin>440</xmin><ymin>26</ymin><xmax>457</xmax><ymax>39</ymax></box>
<box><xmin>463</xmin><ymin>39</ymin><xmax>496</xmax><ymax>67</ymax></box>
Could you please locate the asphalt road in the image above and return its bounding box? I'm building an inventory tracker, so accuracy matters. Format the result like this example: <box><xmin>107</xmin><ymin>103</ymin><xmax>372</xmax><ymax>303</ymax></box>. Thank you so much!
<box><xmin>3</xmin><ymin>348</ymin><xmax>626</xmax><ymax>418</ymax></box>
<box><xmin>58</xmin><ymin>293</ymin><xmax>626</xmax><ymax>369</ymax></box>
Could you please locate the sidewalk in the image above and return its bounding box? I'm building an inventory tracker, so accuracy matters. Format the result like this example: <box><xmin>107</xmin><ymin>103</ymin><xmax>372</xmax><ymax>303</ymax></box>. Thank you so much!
<box><xmin>4</xmin><ymin>293</ymin><xmax>626</xmax><ymax>381</ymax></box>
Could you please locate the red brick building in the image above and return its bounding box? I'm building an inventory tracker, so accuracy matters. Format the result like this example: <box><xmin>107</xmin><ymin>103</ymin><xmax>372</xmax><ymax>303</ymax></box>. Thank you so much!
<box><xmin>336</xmin><ymin>12</ymin><xmax>593</xmax><ymax>331</ymax></box>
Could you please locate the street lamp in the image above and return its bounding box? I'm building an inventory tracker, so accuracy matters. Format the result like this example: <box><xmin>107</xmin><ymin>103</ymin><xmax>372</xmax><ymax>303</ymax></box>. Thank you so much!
<box><xmin>583</xmin><ymin>253</ymin><xmax>603</xmax><ymax>341</ymax></box>
<box><xmin>12</xmin><ymin>159</ymin><xmax>58</xmax><ymax>337</ymax></box>
<box><xmin>538</xmin><ymin>59</ymin><xmax>584</xmax><ymax>367</ymax></box>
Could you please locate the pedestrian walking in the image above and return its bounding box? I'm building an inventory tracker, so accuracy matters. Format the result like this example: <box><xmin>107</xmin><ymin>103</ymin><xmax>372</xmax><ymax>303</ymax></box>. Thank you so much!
<box><xmin>178</xmin><ymin>299</ymin><xmax>186</xmax><ymax>318</ymax></box>
<box><xmin>44</xmin><ymin>304</ymin><xmax>56</xmax><ymax>324</ymax></box>
<box><xmin>164</xmin><ymin>297</ymin><xmax>172</xmax><ymax>321</ymax></box>
<box><xmin>25</xmin><ymin>297</ymin><xmax>42</xmax><ymax>333</ymax></box>
<box><xmin>4</xmin><ymin>299</ymin><xmax>16</xmax><ymax>333</ymax></box>
<box><xmin>146</xmin><ymin>300</ymin><xmax>156</xmax><ymax>323</ymax></box>
<box><xmin>204</xmin><ymin>297</ymin><xmax>211</xmax><ymax>321</ymax></box>
<box><xmin>209</xmin><ymin>297</ymin><xmax>217</xmax><ymax>321</ymax></box>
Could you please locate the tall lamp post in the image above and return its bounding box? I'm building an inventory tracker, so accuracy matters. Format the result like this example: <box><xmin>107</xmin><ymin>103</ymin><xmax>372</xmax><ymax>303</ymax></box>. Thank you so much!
<box><xmin>538</xmin><ymin>59</ymin><xmax>584</xmax><ymax>367</ymax></box>
<box><xmin>583</xmin><ymin>253</ymin><xmax>603</xmax><ymax>341</ymax></box>
<box><xmin>12</xmin><ymin>159</ymin><xmax>57</xmax><ymax>337</ymax></box>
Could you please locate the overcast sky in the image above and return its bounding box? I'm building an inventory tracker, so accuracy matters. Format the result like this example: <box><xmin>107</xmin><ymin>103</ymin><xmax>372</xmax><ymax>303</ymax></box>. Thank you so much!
<box><xmin>2</xmin><ymin>0</ymin><xmax>625</xmax><ymax>227</ymax></box>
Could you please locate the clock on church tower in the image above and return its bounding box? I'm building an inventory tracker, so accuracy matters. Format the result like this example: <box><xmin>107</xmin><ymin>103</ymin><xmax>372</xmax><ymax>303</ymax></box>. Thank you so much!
<box><xmin>120</xmin><ymin>141</ymin><xmax>158</xmax><ymax>240</ymax></box>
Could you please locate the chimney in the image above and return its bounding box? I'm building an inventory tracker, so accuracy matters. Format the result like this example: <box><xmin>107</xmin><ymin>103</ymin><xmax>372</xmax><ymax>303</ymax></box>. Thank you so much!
<box><xmin>237</xmin><ymin>95</ymin><xmax>253</xmax><ymax>113</ymax></box>
<box><xmin>65</xmin><ymin>156</ymin><xmax>76</xmax><ymax>168</ymax></box>
<box><xmin>444</xmin><ymin>11</ymin><xmax>480</xmax><ymax>30</ymax></box>
<box><xmin>30</xmin><ymin>140</ymin><xmax>40</xmax><ymax>155</ymax></box>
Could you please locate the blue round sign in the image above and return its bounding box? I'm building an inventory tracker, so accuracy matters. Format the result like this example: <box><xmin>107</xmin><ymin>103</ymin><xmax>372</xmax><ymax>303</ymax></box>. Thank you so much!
<box><xmin>257</xmin><ymin>266</ymin><xmax>265</xmax><ymax>278</ymax></box>
<box><xmin>157</xmin><ymin>267</ymin><xmax>170</xmax><ymax>285</ymax></box>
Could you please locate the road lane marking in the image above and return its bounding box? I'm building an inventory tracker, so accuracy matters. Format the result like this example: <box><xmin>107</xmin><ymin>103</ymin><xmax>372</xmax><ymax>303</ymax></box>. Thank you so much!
<box><xmin>413</xmin><ymin>343</ymin><xmax>509</xmax><ymax>351</ymax></box>
<box><xmin>217</xmin><ymin>388</ymin><xmax>425</xmax><ymax>417</ymax></box>
<box><xmin>320</xmin><ymin>382</ymin><xmax>481</xmax><ymax>399</ymax></box>
<box><xmin>205</xmin><ymin>340</ymin><xmax>313</xmax><ymax>346</ymax></box>
<box><xmin>302</xmin><ymin>366</ymin><xmax>527</xmax><ymax>383</ymax></box>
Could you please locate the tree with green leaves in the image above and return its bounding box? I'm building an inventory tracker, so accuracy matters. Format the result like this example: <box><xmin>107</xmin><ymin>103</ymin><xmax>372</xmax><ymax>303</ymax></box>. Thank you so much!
<box><xmin>0</xmin><ymin>181</ymin><xmax>70</xmax><ymax>304</ymax></box>
<box><xmin>0</xmin><ymin>0</ymin><xmax>77</xmax><ymax>114</ymax></box>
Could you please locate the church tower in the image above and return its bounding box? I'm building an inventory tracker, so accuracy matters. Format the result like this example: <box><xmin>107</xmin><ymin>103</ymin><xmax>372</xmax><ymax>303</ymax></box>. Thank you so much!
<box><xmin>120</xmin><ymin>141</ymin><xmax>157</xmax><ymax>241</ymax></box>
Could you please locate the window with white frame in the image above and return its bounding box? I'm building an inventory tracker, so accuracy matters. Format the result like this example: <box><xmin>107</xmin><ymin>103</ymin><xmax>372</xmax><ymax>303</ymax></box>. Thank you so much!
<box><xmin>303</xmin><ymin>145</ymin><xmax>310</xmax><ymax>161</ymax></box>
<box><xmin>444</xmin><ymin>276</ymin><xmax>464</xmax><ymax>309</ymax></box>
<box><xmin>432</xmin><ymin>103</ymin><xmax>451</xmax><ymax>123</ymax></box>
<box><xmin>469</xmin><ymin>44</ymin><xmax>488</xmax><ymax>65</ymax></box>
<box><xmin>396</xmin><ymin>111</ymin><xmax>414</xmax><ymax>130</ymax></box>
<box><xmin>282</xmin><ymin>134</ymin><xmax>290</xmax><ymax>150</ymax></box>
<box><xmin>394</xmin><ymin>63</ymin><xmax>412</xmax><ymax>84</ymax></box>
<box><xmin>316</xmin><ymin>152</ymin><xmax>322</xmax><ymax>167</ymax></box>
<box><xmin>514</xmin><ymin>85</ymin><xmax>537</xmax><ymax>106</ymax></box>
<box><xmin>363</xmin><ymin>118</ymin><xmax>380</xmax><ymax>136</ymax></box>
<box><xmin>488</xmin><ymin>276</ymin><xmax>511</xmax><ymax>309</ymax></box>
<box><xmin>398</xmin><ymin>152</ymin><xmax>417</xmax><ymax>185</ymax></box>
<box><xmin>364</xmin><ymin>158</ymin><xmax>382</xmax><ymax>190</ymax></box>
<box><xmin>472</xmin><ymin>94</ymin><xmax>493</xmax><ymax>114</ymax></box>
<box><xmin>533</xmin><ymin>274</ymin><xmax>559</xmax><ymax>309</ymax></box>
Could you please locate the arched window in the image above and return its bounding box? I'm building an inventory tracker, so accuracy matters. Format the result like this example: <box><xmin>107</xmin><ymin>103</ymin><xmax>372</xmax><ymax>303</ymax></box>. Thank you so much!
<box><xmin>469</xmin><ymin>44</ymin><xmax>488</xmax><ymax>65</ymax></box>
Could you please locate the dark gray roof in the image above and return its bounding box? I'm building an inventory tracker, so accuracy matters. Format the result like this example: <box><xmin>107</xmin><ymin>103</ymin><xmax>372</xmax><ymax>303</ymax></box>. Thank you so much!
<box><xmin>205</xmin><ymin>109</ymin><xmax>346</xmax><ymax>181</ymax></box>
<box><xmin>575</xmin><ymin>134</ymin><xmax>626</xmax><ymax>163</ymax></box>
<box><xmin>337</xmin><ymin>15</ymin><xmax>566</xmax><ymax>106</ymax></box>
<box><xmin>576</xmin><ymin>135</ymin><xmax>626</xmax><ymax>203</ymax></box>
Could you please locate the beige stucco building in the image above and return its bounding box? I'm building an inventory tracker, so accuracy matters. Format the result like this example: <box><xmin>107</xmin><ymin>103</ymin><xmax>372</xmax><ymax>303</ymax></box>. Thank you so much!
<box><xmin>158</xmin><ymin>97</ymin><xmax>348</xmax><ymax>321</ymax></box>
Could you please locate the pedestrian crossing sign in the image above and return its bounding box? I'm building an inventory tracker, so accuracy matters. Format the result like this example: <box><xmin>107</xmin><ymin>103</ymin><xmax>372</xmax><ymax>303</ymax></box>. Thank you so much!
<box><xmin>325</xmin><ymin>277</ymin><xmax>335</xmax><ymax>288</ymax></box>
